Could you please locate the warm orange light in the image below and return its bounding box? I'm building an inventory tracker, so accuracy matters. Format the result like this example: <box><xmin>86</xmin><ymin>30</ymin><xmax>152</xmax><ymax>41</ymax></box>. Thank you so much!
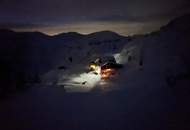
<box><xmin>103</xmin><ymin>69</ymin><xmax>112</xmax><ymax>72</ymax></box>
<box><xmin>101</xmin><ymin>68</ymin><xmax>116</xmax><ymax>79</ymax></box>
<box><xmin>101</xmin><ymin>74</ymin><xmax>109</xmax><ymax>78</ymax></box>
<box><xmin>102</xmin><ymin>68</ymin><xmax>115</xmax><ymax>73</ymax></box>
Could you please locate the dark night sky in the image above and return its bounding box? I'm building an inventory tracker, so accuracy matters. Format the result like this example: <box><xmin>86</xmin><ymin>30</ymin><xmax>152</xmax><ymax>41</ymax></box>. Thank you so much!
<box><xmin>0</xmin><ymin>0</ymin><xmax>190</xmax><ymax>35</ymax></box>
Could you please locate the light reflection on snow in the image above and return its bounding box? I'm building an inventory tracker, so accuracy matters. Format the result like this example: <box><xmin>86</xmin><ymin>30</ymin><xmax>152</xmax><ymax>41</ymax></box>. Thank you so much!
<box><xmin>114</xmin><ymin>53</ymin><xmax>127</xmax><ymax>64</ymax></box>
<box><xmin>71</xmin><ymin>72</ymin><xmax>101</xmax><ymax>87</ymax></box>
<box><xmin>114</xmin><ymin>49</ymin><xmax>131</xmax><ymax>64</ymax></box>
<box><xmin>58</xmin><ymin>67</ymin><xmax>101</xmax><ymax>92</ymax></box>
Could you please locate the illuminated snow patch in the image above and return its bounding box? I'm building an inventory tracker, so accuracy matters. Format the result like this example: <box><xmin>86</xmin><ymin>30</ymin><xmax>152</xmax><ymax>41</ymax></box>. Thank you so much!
<box><xmin>72</xmin><ymin>72</ymin><xmax>100</xmax><ymax>86</ymax></box>
<box><xmin>58</xmin><ymin>67</ymin><xmax>101</xmax><ymax>92</ymax></box>
<box><xmin>114</xmin><ymin>53</ymin><xmax>127</xmax><ymax>64</ymax></box>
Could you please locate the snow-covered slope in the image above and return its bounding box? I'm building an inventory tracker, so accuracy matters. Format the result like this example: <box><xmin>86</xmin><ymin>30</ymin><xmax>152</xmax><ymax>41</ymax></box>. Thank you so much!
<box><xmin>0</xmin><ymin>30</ymin><xmax>129</xmax><ymax>94</ymax></box>
<box><xmin>41</xmin><ymin>14</ymin><xmax>190</xmax><ymax>93</ymax></box>
<box><xmin>1</xmin><ymin>14</ymin><xmax>190</xmax><ymax>94</ymax></box>
<box><xmin>109</xmin><ymin>14</ymin><xmax>190</xmax><ymax>94</ymax></box>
